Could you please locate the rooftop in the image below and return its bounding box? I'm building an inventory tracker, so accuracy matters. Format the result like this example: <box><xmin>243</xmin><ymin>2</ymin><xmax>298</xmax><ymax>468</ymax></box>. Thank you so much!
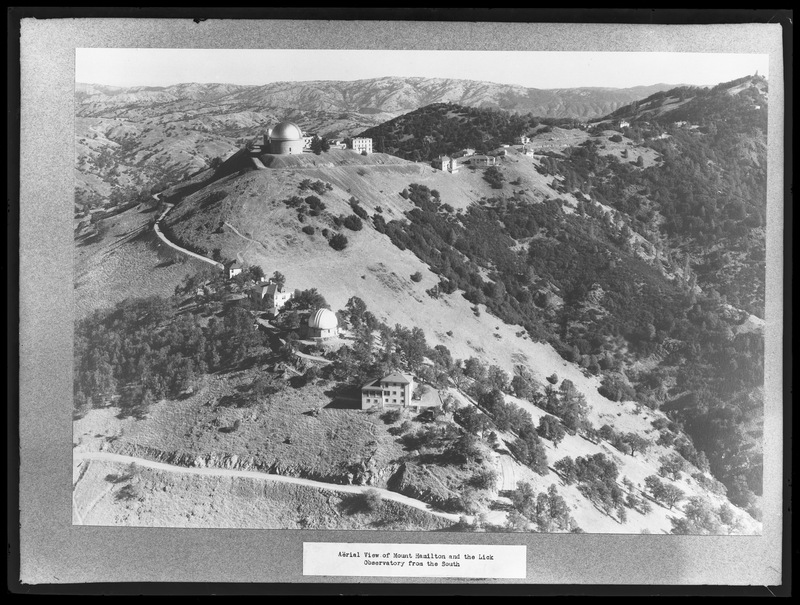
<box><xmin>379</xmin><ymin>372</ymin><xmax>411</xmax><ymax>384</ymax></box>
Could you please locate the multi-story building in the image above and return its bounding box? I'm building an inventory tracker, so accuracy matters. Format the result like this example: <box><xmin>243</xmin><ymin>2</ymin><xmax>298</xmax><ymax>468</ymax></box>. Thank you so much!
<box><xmin>350</xmin><ymin>137</ymin><xmax>373</xmax><ymax>154</ymax></box>
<box><xmin>361</xmin><ymin>372</ymin><xmax>414</xmax><ymax>409</ymax></box>
<box><xmin>250</xmin><ymin>280</ymin><xmax>293</xmax><ymax>311</ymax></box>
<box><xmin>432</xmin><ymin>155</ymin><xmax>459</xmax><ymax>173</ymax></box>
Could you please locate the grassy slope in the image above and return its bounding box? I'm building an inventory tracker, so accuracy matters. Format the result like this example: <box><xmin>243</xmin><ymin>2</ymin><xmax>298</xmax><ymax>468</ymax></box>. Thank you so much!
<box><xmin>74</xmin><ymin>144</ymin><xmax>760</xmax><ymax>533</ymax></box>
<box><xmin>74</xmin><ymin>204</ymin><xmax>210</xmax><ymax>318</ymax></box>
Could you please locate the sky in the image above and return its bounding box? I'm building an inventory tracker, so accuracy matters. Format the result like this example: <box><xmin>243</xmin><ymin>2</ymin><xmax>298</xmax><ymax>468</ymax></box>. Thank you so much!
<box><xmin>76</xmin><ymin>49</ymin><xmax>769</xmax><ymax>90</ymax></box>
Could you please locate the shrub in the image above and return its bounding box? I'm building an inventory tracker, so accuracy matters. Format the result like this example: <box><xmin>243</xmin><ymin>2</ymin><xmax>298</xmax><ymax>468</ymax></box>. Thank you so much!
<box><xmin>410</xmin><ymin>271</ymin><xmax>423</xmax><ymax>283</ymax></box>
<box><xmin>301</xmin><ymin>225</ymin><xmax>315</xmax><ymax>235</ymax></box>
<box><xmin>360</xmin><ymin>489</ymin><xmax>383</xmax><ymax>513</ymax></box>
<box><xmin>349</xmin><ymin>199</ymin><xmax>369</xmax><ymax>220</ymax></box>
<box><xmin>329</xmin><ymin>233</ymin><xmax>349</xmax><ymax>251</ymax></box>
<box><xmin>343</xmin><ymin>215</ymin><xmax>363</xmax><ymax>231</ymax></box>
<box><xmin>381</xmin><ymin>409</ymin><xmax>403</xmax><ymax>424</ymax></box>
<box><xmin>609</xmin><ymin>134</ymin><xmax>623</xmax><ymax>143</ymax></box>
<box><xmin>469</xmin><ymin>468</ymin><xmax>498</xmax><ymax>490</ymax></box>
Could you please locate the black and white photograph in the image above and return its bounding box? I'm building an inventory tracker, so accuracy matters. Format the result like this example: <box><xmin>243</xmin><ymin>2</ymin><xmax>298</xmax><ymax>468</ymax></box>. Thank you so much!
<box><xmin>15</xmin><ymin>14</ymin><xmax>787</xmax><ymax>588</ymax></box>
<box><xmin>70</xmin><ymin>46</ymin><xmax>770</xmax><ymax>535</ymax></box>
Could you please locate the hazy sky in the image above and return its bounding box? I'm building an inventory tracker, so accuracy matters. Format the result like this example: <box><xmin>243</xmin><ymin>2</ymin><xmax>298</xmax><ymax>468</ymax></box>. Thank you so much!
<box><xmin>76</xmin><ymin>49</ymin><xmax>769</xmax><ymax>90</ymax></box>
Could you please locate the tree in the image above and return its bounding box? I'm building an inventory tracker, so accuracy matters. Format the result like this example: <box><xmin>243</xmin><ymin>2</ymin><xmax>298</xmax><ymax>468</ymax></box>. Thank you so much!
<box><xmin>453</xmin><ymin>406</ymin><xmax>490</xmax><ymax>436</ymax></box>
<box><xmin>271</xmin><ymin>271</ymin><xmax>286</xmax><ymax>290</ymax></box>
<box><xmin>658</xmin><ymin>454</ymin><xmax>687</xmax><ymax>481</ymax></box>
<box><xmin>510</xmin><ymin>481</ymin><xmax>537</xmax><ymax>519</ymax></box>
<box><xmin>660</xmin><ymin>484</ymin><xmax>686</xmax><ymax>510</ymax></box>
<box><xmin>483</xmin><ymin>165</ymin><xmax>505</xmax><ymax>189</ymax></box>
<box><xmin>554</xmin><ymin>456</ymin><xmax>578</xmax><ymax>484</ymax></box>
<box><xmin>292</xmin><ymin>288</ymin><xmax>328</xmax><ymax>311</ymax></box>
<box><xmin>486</xmin><ymin>365</ymin><xmax>510</xmax><ymax>393</ymax></box>
<box><xmin>537</xmin><ymin>415</ymin><xmax>566</xmax><ymax>447</ymax></box>
<box><xmin>453</xmin><ymin>432</ymin><xmax>482</xmax><ymax>464</ymax></box>
<box><xmin>329</xmin><ymin>233</ymin><xmax>349</xmax><ymax>251</ymax></box>
<box><xmin>463</xmin><ymin>357</ymin><xmax>487</xmax><ymax>382</ymax></box>
<box><xmin>310</xmin><ymin>135</ymin><xmax>323</xmax><ymax>155</ymax></box>
<box><xmin>246</xmin><ymin>265</ymin><xmax>265</xmax><ymax>282</ymax></box>
<box><xmin>343</xmin><ymin>215</ymin><xmax>363</xmax><ymax>231</ymax></box>
<box><xmin>624</xmin><ymin>433</ymin><xmax>650</xmax><ymax>457</ymax></box>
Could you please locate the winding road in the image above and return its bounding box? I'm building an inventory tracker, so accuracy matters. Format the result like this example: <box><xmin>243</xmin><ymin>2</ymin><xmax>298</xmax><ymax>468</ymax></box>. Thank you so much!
<box><xmin>73</xmin><ymin>451</ymin><xmax>462</xmax><ymax>523</ymax></box>
<box><xmin>153</xmin><ymin>202</ymin><xmax>224</xmax><ymax>269</ymax></box>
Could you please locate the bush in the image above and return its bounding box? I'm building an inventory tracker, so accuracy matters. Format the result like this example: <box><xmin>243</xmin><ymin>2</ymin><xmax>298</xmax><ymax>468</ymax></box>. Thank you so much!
<box><xmin>410</xmin><ymin>271</ymin><xmax>423</xmax><ymax>283</ymax></box>
<box><xmin>343</xmin><ymin>215</ymin><xmax>363</xmax><ymax>231</ymax></box>
<box><xmin>609</xmin><ymin>134</ymin><xmax>623</xmax><ymax>143</ymax></box>
<box><xmin>381</xmin><ymin>409</ymin><xmax>403</xmax><ymax>424</ymax></box>
<box><xmin>329</xmin><ymin>233</ymin><xmax>349</xmax><ymax>251</ymax></box>
<box><xmin>301</xmin><ymin>225</ymin><xmax>315</xmax><ymax>235</ymax></box>
<box><xmin>360</xmin><ymin>489</ymin><xmax>383</xmax><ymax>513</ymax></box>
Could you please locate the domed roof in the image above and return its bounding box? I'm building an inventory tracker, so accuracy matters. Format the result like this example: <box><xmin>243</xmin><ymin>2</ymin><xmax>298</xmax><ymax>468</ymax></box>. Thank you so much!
<box><xmin>269</xmin><ymin>121</ymin><xmax>303</xmax><ymax>141</ymax></box>
<box><xmin>308</xmin><ymin>308</ymin><xmax>338</xmax><ymax>330</ymax></box>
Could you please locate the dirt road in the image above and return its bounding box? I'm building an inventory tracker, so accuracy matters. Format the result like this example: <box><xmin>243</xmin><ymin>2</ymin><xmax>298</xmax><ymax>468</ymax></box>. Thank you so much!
<box><xmin>73</xmin><ymin>451</ymin><xmax>461</xmax><ymax>523</ymax></box>
<box><xmin>153</xmin><ymin>204</ymin><xmax>224</xmax><ymax>269</ymax></box>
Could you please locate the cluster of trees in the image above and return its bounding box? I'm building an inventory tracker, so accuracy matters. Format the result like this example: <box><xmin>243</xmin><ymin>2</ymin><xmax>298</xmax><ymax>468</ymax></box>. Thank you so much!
<box><xmin>377</xmin><ymin>146</ymin><xmax>763</xmax><ymax>510</ymax></box>
<box><xmin>483</xmin><ymin>166</ymin><xmax>505</xmax><ymax>189</ymax></box>
<box><xmin>359</xmin><ymin>102</ymin><xmax>541</xmax><ymax>161</ymax></box>
<box><xmin>644</xmin><ymin>475</ymin><xmax>685</xmax><ymax>510</ymax></box>
<box><xmin>308</xmin><ymin>136</ymin><xmax>331</xmax><ymax>155</ymax></box>
<box><xmin>298</xmin><ymin>179</ymin><xmax>332</xmax><ymax>195</ymax></box>
<box><xmin>329</xmin><ymin>297</ymin><xmax>434</xmax><ymax>387</ymax></box>
<box><xmin>506</xmin><ymin>482</ymin><xmax>579</xmax><ymax>533</ymax></box>
<box><xmin>594</xmin><ymin>423</ymin><xmax>651</xmax><ymax>458</ymax></box>
<box><xmin>670</xmin><ymin>496</ymin><xmax>740</xmax><ymax>535</ymax></box>
<box><xmin>553</xmin><ymin>453</ymin><xmax>626</xmax><ymax>519</ymax></box>
<box><xmin>74</xmin><ymin>296</ymin><xmax>266</xmax><ymax>415</ymax></box>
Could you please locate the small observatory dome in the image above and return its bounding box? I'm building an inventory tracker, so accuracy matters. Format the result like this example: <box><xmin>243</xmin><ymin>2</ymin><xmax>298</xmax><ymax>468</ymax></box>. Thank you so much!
<box><xmin>308</xmin><ymin>308</ymin><xmax>338</xmax><ymax>331</ymax></box>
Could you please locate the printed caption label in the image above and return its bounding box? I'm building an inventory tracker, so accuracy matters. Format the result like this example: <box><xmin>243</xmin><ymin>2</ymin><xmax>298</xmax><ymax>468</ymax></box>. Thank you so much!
<box><xmin>303</xmin><ymin>543</ymin><xmax>526</xmax><ymax>579</ymax></box>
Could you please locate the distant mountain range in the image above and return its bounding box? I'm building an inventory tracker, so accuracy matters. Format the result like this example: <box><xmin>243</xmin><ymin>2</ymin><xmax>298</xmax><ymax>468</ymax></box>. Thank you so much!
<box><xmin>76</xmin><ymin>77</ymin><xmax>680</xmax><ymax>120</ymax></box>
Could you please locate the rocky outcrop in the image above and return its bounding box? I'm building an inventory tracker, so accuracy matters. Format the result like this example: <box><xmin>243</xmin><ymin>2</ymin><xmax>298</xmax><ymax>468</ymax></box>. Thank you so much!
<box><xmin>387</xmin><ymin>462</ymin><xmax>455</xmax><ymax>510</ymax></box>
<box><xmin>110</xmin><ymin>442</ymin><xmax>401</xmax><ymax>491</ymax></box>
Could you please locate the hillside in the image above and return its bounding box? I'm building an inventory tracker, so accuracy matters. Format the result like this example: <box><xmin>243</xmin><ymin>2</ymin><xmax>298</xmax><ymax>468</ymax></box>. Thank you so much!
<box><xmin>74</xmin><ymin>77</ymin><xmax>675</xmax><ymax>215</ymax></box>
<box><xmin>77</xmin><ymin>78</ymin><xmax>674</xmax><ymax>121</ymax></box>
<box><xmin>73</xmin><ymin>77</ymin><xmax>766</xmax><ymax>534</ymax></box>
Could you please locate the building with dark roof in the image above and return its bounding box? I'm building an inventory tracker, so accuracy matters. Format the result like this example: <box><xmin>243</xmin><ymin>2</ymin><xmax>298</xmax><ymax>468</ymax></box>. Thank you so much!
<box><xmin>225</xmin><ymin>260</ymin><xmax>243</xmax><ymax>279</ymax></box>
<box><xmin>361</xmin><ymin>372</ymin><xmax>414</xmax><ymax>410</ymax></box>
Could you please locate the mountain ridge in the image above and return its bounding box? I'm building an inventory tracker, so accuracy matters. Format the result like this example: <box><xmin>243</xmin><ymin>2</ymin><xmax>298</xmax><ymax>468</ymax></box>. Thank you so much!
<box><xmin>76</xmin><ymin>77</ymin><xmax>681</xmax><ymax>119</ymax></box>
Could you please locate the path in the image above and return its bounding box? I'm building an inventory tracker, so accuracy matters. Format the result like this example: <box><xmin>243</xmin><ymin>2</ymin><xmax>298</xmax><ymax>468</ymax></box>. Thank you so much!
<box><xmin>153</xmin><ymin>203</ymin><xmax>224</xmax><ymax>269</ymax></box>
<box><xmin>223</xmin><ymin>221</ymin><xmax>267</xmax><ymax>249</ymax></box>
<box><xmin>497</xmin><ymin>453</ymin><xmax>518</xmax><ymax>492</ymax></box>
<box><xmin>294</xmin><ymin>350</ymin><xmax>332</xmax><ymax>365</ymax></box>
<box><xmin>73</xmin><ymin>451</ymin><xmax>461</xmax><ymax>523</ymax></box>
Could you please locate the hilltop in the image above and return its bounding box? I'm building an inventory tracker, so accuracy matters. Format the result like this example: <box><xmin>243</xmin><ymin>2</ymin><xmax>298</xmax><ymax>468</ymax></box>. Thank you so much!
<box><xmin>74</xmin><ymin>77</ymin><xmax>677</xmax><ymax>214</ymax></box>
